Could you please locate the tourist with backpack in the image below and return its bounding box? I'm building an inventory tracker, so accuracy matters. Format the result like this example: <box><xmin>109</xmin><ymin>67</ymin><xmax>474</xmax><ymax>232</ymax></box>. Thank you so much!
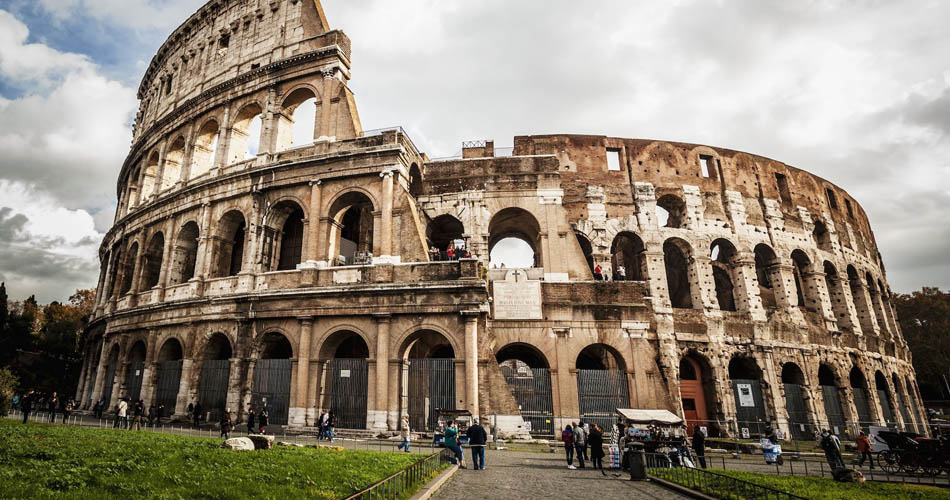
<box><xmin>562</xmin><ymin>424</ymin><xmax>575</xmax><ymax>469</ymax></box>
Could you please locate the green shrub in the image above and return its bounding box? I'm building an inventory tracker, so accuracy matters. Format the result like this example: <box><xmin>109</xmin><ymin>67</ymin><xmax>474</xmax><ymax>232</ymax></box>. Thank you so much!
<box><xmin>0</xmin><ymin>369</ymin><xmax>17</xmax><ymax>416</ymax></box>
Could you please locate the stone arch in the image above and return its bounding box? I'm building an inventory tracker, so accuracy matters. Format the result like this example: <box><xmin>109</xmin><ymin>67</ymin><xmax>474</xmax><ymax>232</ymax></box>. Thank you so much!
<box><xmin>251</xmin><ymin>330</ymin><xmax>293</xmax><ymax>426</ymax></box>
<box><xmin>124</xmin><ymin>340</ymin><xmax>147</xmax><ymax>402</ymax></box>
<box><xmin>276</xmin><ymin>86</ymin><xmax>319</xmax><ymax>151</ymax></box>
<box><xmin>169</xmin><ymin>221</ymin><xmax>199</xmax><ymax>285</ymax></box>
<box><xmin>905</xmin><ymin>376</ymin><xmax>923</xmax><ymax>433</ymax></box>
<box><xmin>200</xmin><ymin>332</ymin><xmax>233</xmax><ymax>360</ymax></box>
<box><xmin>728</xmin><ymin>355</ymin><xmax>769</xmax><ymax>435</ymax></box>
<box><xmin>126</xmin><ymin>167</ymin><xmax>142</xmax><ymax>210</ymax></box>
<box><xmin>781</xmin><ymin>361</ymin><xmax>811</xmax><ymax>439</ymax></box>
<box><xmin>212</xmin><ymin>210</ymin><xmax>246</xmax><ymax>278</ymax></box>
<box><xmin>679</xmin><ymin>352</ymin><xmax>718</xmax><ymax>435</ymax></box>
<box><xmin>813</xmin><ymin>219</ymin><xmax>833</xmax><ymax>252</ymax></box>
<box><xmin>576</xmin><ymin>343</ymin><xmax>630</xmax><ymax>431</ymax></box>
<box><xmin>867</xmin><ymin>273</ymin><xmax>891</xmax><ymax>335</ymax></box>
<box><xmin>874</xmin><ymin>370</ymin><xmax>896</xmax><ymax>427</ymax></box>
<box><xmin>610</xmin><ymin>231</ymin><xmax>645</xmax><ymax>281</ymax></box>
<box><xmin>319</xmin><ymin>328</ymin><xmax>371</xmax><ymax>429</ymax></box>
<box><xmin>317</xmin><ymin>328</ymin><xmax>372</xmax><ymax>360</ymax></box>
<box><xmin>119</xmin><ymin>241</ymin><xmax>140</xmax><ymax>295</ymax></box>
<box><xmin>326</xmin><ymin>190</ymin><xmax>376</xmax><ymax>265</ymax></box>
<box><xmin>394</xmin><ymin>323</ymin><xmax>461</xmax><ymax>362</ymax></box>
<box><xmin>497</xmin><ymin>342</ymin><xmax>550</xmax><ymax>369</ymax></box>
<box><xmin>197</xmin><ymin>332</ymin><xmax>233</xmax><ymax>423</ymax></box>
<box><xmin>656</xmin><ymin>194</ymin><xmax>686</xmax><ymax>228</ymax></box>
<box><xmin>891</xmin><ymin>372</ymin><xmax>914</xmax><ymax>432</ymax></box>
<box><xmin>818</xmin><ymin>362</ymin><xmax>847</xmax><ymax>432</ymax></box>
<box><xmin>257</xmin><ymin>331</ymin><xmax>294</xmax><ymax>359</ymax></box>
<box><xmin>400</xmin><ymin>329</ymin><xmax>458</xmax><ymax>431</ymax></box>
<box><xmin>226</xmin><ymin>102</ymin><xmax>264</xmax><ymax>164</ymax></box>
<box><xmin>576</xmin><ymin>343</ymin><xmax>627</xmax><ymax>371</ymax></box>
<box><xmin>488</xmin><ymin>207</ymin><xmax>542</xmax><ymax>268</ymax></box>
<box><xmin>142</xmin><ymin>151</ymin><xmax>160</xmax><ymax>198</ymax></box>
<box><xmin>754</xmin><ymin>243</ymin><xmax>779</xmax><ymax>308</ymax></box>
<box><xmin>850</xmin><ymin>365</ymin><xmax>873</xmax><ymax>431</ymax></box>
<box><xmin>710</xmin><ymin>238</ymin><xmax>738</xmax><ymax>312</ymax></box>
<box><xmin>408</xmin><ymin>163</ymin><xmax>423</xmax><ymax>196</ymax></box>
<box><xmin>141</xmin><ymin>232</ymin><xmax>165</xmax><ymax>290</ymax></box>
<box><xmin>791</xmin><ymin>249</ymin><xmax>819</xmax><ymax>310</ymax></box>
<box><xmin>161</xmin><ymin>136</ymin><xmax>186</xmax><ymax>191</ymax></box>
<box><xmin>190</xmin><ymin>119</ymin><xmax>219</xmax><ymax>178</ymax></box>
<box><xmin>264</xmin><ymin>199</ymin><xmax>306</xmax><ymax>271</ymax></box>
<box><xmin>823</xmin><ymin>261</ymin><xmax>852</xmax><ymax>330</ymax></box>
<box><xmin>663</xmin><ymin>237</ymin><xmax>694</xmax><ymax>309</ymax></box>
<box><xmin>847</xmin><ymin>265</ymin><xmax>875</xmax><ymax>332</ymax></box>
<box><xmin>101</xmin><ymin>343</ymin><xmax>121</xmax><ymax>407</ymax></box>
<box><xmin>496</xmin><ymin>342</ymin><xmax>554</xmax><ymax>436</ymax></box>
<box><xmin>427</xmin><ymin>214</ymin><xmax>465</xmax><ymax>258</ymax></box>
<box><xmin>575</xmin><ymin>232</ymin><xmax>595</xmax><ymax>277</ymax></box>
<box><xmin>399</xmin><ymin>329</ymin><xmax>457</xmax><ymax>360</ymax></box>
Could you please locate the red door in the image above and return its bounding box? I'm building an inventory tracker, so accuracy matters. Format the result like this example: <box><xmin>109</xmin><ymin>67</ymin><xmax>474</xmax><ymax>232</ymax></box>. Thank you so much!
<box><xmin>679</xmin><ymin>357</ymin><xmax>708</xmax><ymax>434</ymax></box>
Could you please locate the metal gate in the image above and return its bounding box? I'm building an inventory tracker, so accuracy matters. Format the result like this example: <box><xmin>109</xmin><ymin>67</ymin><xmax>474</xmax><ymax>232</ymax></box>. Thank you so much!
<box><xmin>199</xmin><ymin>359</ymin><xmax>231</xmax><ymax>423</ymax></box>
<box><xmin>408</xmin><ymin>358</ymin><xmax>455</xmax><ymax>431</ymax></box>
<box><xmin>125</xmin><ymin>361</ymin><xmax>145</xmax><ymax>402</ymax></box>
<box><xmin>502</xmin><ymin>365</ymin><xmax>554</xmax><ymax>436</ymax></box>
<box><xmin>251</xmin><ymin>358</ymin><xmax>292</xmax><ymax>426</ymax></box>
<box><xmin>784</xmin><ymin>383</ymin><xmax>811</xmax><ymax>440</ymax></box>
<box><xmin>821</xmin><ymin>385</ymin><xmax>847</xmax><ymax>435</ymax></box>
<box><xmin>895</xmin><ymin>388</ymin><xmax>912</xmax><ymax>432</ymax></box>
<box><xmin>330</xmin><ymin>358</ymin><xmax>368</xmax><ymax>429</ymax></box>
<box><xmin>102</xmin><ymin>363</ymin><xmax>117</xmax><ymax>408</ymax></box>
<box><xmin>877</xmin><ymin>389</ymin><xmax>895</xmax><ymax>427</ymax></box>
<box><xmin>155</xmin><ymin>360</ymin><xmax>182</xmax><ymax>414</ymax></box>
<box><xmin>732</xmin><ymin>379</ymin><xmax>767</xmax><ymax>435</ymax></box>
<box><xmin>852</xmin><ymin>387</ymin><xmax>873</xmax><ymax>433</ymax></box>
<box><xmin>577</xmin><ymin>369</ymin><xmax>630</xmax><ymax>433</ymax></box>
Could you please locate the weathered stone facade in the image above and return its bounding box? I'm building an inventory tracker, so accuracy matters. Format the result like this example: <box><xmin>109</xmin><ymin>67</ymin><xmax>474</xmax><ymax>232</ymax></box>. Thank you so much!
<box><xmin>77</xmin><ymin>0</ymin><xmax>925</xmax><ymax>438</ymax></box>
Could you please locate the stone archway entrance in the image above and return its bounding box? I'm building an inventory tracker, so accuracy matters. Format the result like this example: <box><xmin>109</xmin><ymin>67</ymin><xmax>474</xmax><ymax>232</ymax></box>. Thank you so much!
<box><xmin>251</xmin><ymin>333</ymin><xmax>293</xmax><ymax>426</ymax></box>
<box><xmin>401</xmin><ymin>330</ymin><xmax>456</xmax><ymax>431</ymax></box>
<box><xmin>198</xmin><ymin>333</ymin><xmax>232</xmax><ymax>423</ymax></box>
<box><xmin>320</xmin><ymin>330</ymin><xmax>370</xmax><ymax>429</ymax></box>
<box><xmin>125</xmin><ymin>341</ymin><xmax>146</xmax><ymax>402</ymax></box>
<box><xmin>497</xmin><ymin>343</ymin><xmax>554</xmax><ymax>437</ymax></box>
<box><xmin>729</xmin><ymin>356</ymin><xmax>768</xmax><ymax>436</ymax></box>
<box><xmin>576</xmin><ymin>344</ymin><xmax>630</xmax><ymax>432</ymax></box>
<box><xmin>679</xmin><ymin>355</ymin><xmax>711</xmax><ymax>435</ymax></box>
<box><xmin>818</xmin><ymin>364</ymin><xmax>846</xmax><ymax>435</ymax></box>
<box><xmin>155</xmin><ymin>339</ymin><xmax>183</xmax><ymax>414</ymax></box>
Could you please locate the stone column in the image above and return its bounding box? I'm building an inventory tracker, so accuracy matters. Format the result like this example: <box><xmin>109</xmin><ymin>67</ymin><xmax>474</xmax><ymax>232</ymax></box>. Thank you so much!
<box><xmin>175</xmin><ymin>359</ymin><xmax>194</xmax><ymax>417</ymax></box>
<box><xmin>292</xmin><ymin>318</ymin><xmax>313</xmax><ymax>425</ymax></box>
<box><xmin>154</xmin><ymin>218</ymin><xmax>177</xmax><ymax>302</ymax></box>
<box><xmin>152</xmin><ymin>142</ymin><xmax>167</xmax><ymax>200</ymax></box>
<box><xmin>732</xmin><ymin>255</ymin><xmax>766</xmax><ymax>320</ymax></box>
<box><xmin>305</xmin><ymin>180</ymin><xmax>323</xmax><ymax>265</ymax></box>
<box><xmin>91</xmin><ymin>340</ymin><xmax>110</xmax><ymax>403</ymax></box>
<box><xmin>463</xmin><ymin>312</ymin><xmax>480</xmax><ymax>418</ymax></box>
<box><xmin>74</xmin><ymin>353</ymin><xmax>89</xmax><ymax>402</ymax></box>
<box><xmin>379</xmin><ymin>170</ymin><xmax>395</xmax><ymax>261</ymax></box>
<box><xmin>373</xmin><ymin>314</ymin><xmax>391</xmax><ymax>430</ymax></box>
<box><xmin>194</xmin><ymin>203</ymin><xmax>213</xmax><ymax>279</ymax></box>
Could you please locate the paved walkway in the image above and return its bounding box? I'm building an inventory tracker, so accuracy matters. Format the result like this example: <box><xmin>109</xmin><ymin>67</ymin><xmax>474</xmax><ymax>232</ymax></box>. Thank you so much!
<box><xmin>431</xmin><ymin>448</ymin><xmax>688</xmax><ymax>500</ymax></box>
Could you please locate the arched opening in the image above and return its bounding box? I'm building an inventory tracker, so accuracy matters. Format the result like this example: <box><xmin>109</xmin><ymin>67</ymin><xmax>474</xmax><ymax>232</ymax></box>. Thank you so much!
<box><xmin>850</xmin><ymin>366</ymin><xmax>873</xmax><ymax>432</ymax></box>
<box><xmin>213</xmin><ymin>211</ymin><xmax>246</xmax><ymax>278</ymax></box>
<box><xmin>408</xmin><ymin>164</ymin><xmax>423</xmax><ymax>197</ymax></box>
<box><xmin>497</xmin><ymin>343</ymin><xmax>554</xmax><ymax>436</ymax></box>
<box><xmin>427</xmin><ymin>214</ymin><xmax>465</xmax><ymax>260</ymax></box>
<box><xmin>124</xmin><ymin>341</ymin><xmax>147</xmax><ymax>402</ymax></box>
<box><xmin>813</xmin><ymin>220</ymin><xmax>832</xmax><ymax>252</ymax></box>
<box><xmin>161</xmin><ymin>136</ymin><xmax>185</xmax><ymax>191</ymax></box>
<box><xmin>781</xmin><ymin>363</ymin><xmax>811</xmax><ymax>439</ymax></box>
<box><xmin>141</xmin><ymin>232</ymin><xmax>165</xmax><ymax>290</ymax></box>
<box><xmin>401</xmin><ymin>330</ymin><xmax>456</xmax><ymax>431</ymax></box>
<box><xmin>169</xmin><ymin>222</ymin><xmax>199</xmax><ymax>285</ymax></box>
<box><xmin>679</xmin><ymin>354</ymin><xmax>718</xmax><ymax>436</ymax></box>
<box><xmin>488</xmin><ymin>207</ymin><xmax>541</xmax><ymax>269</ymax></box>
<box><xmin>108</xmin><ymin>248</ymin><xmax>123</xmax><ymax>299</ymax></box>
<box><xmin>227</xmin><ymin>103</ymin><xmax>263</xmax><ymax>164</ymax></box>
<box><xmin>611</xmin><ymin>232</ymin><xmax>645</xmax><ymax>281</ymax></box>
<box><xmin>823</xmin><ymin>262</ymin><xmax>852</xmax><ymax>331</ymax></box>
<box><xmin>190</xmin><ymin>120</ymin><xmax>219</xmax><ymax>179</ymax></box>
<box><xmin>576</xmin><ymin>344</ymin><xmax>630</xmax><ymax>431</ymax></box>
<box><xmin>754</xmin><ymin>244</ymin><xmax>778</xmax><ymax>308</ymax></box>
<box><xmin>656</xmin><ymin>194</ymin><xmax>686</xmax><ymax>228</ymax></box>
<box><xmin>155</xmin><ymin>339</ymin><xmax>184</xmax><ymax>416</ymax></box>
<box><xmin>320</xmin><ymin>330</ymin><xmax>370</xmax><ymax>429</ymax></box>
<box><xmin>710</xmin><ymin>239</ymin><xmax>737</xmax><ymax>312</ymax></box>
<box><xmin>119</xmin><ymin>242</ymin><xmax>139</xmax><ymax>295</ymax></box>
<box><xmin>198</xmin><ymin>333</ymin><xmax>232</xmax><ymax>424</ymax></box>
<box><xmin>252</xmin><ymin>332</ymin><xmax>293</xmax><ymax>426</ymax></box>
<box><xmin>905</xmin><ymin>377</ymin><xmax>922</xmax><ymax>433</ymax></box>
<box><xmin>892</xmin><ymin>373</ymin><xmax>913</xmax><ymax>432</ymax></box>
<box><xmin>664</xmin><ymin>238</ymin><xmax>693</xmax><ymax>309</ymax></box>
<box><xmin>327</xmin><ymin>191</ymin><xmax>375</xmax><ymax>266</ymax></box>
<box><xmin>126</xmin><ymin>168</ymin><xmax>141</xmax><ymax>210</ymax></box>
<box><xmin>847</xmin><ymin>266</ymin><xmax>875</xmax><ymax>333</ymax></box>
<box><xmin>867</xmin><ymin>274</ymin><xmax>890</xmax><ymax>335</ymax></box>
<box><xmin>101</xmin><ymin>345</ymin><xmax>120</xmax><ymax>408</ymax></box>
<box><xmin>729</xmin><ymin>356</ymin><xmax>767</xmax><ymax>435</ymax></box>
<box><xmin>576</xmin><ymin>233</ymin><xmax>595</xmax><ymax>277</ymax></box>
<box><xmin>260</xmin><ymin>201</ymin><xmax>306</xmax><ymax>271</ymax></box>
<box><xmin>277</xmin><ymin>88</ymin><xmax>317</xmax><ymax>151</ymax></box>
<box><xmin>142</xmin><ymin>152</ymin><xmax>160</xmax><ymax>199</ymax></box>
<box><xmin>819</xmin><ymin>364</ymin><xmax>847</xmax><ymax>433</ymax></box>
<box><xmin>791</xmin><ymin>250</ymin><xmax>813</xmax><ymax>310</ymax></box>
<box><xmin>875</xmin><ymin>371</ymin><xmax>895</xmax><ymax>427</ymax></box>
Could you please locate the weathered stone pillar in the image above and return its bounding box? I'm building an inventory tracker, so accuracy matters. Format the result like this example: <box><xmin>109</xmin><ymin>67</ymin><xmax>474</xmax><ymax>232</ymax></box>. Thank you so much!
<box><xmin>91</xmin><ymin>339</ymin><xmax>111</xmax><ymax>403</ymax></box>
<box><xmin>152</xmin><ymin>142</ymin><xmax>167</xmax><ymax>200</ymax></box>
<box><xmin>463</xmin><ymin>312</ymin><xmax>480</xmax><ymax>418</ymax></box>
<box><xmin>292</xmin><ymin>318</ymin><xmax>313</xmax><ymax>425</ymax></box>
<box><xmin>373</xmin><ymin>314</ymin><xmax>391</xmax><ymax>430</ymax></box>
<box><xmin>194</xmin><ymin>203</ymin><xmax>213</xmax><ymax>279</ymax></box>
<box><xmin>305</xmin><ymin>180</ymin><xmax>323</xmax><ymax>265</ymax></box>
<box><xmin>175</xmin><ymin>359</ymin><xmax>194</xmax><ymax>416</ymax></box>
<box><xmin>154</xmin><ymin>218</ymin><xmax>176</xmax><ymax>302</ymax></box>
<box><xmin>733</xmin><ymin>255</ymin><xmax>766</xmax><ymax>320</ymax></box>
<box><xmin>379</xmin><ymin>169</ymin><xmax>395</xmax><ymax>261</ymax></box>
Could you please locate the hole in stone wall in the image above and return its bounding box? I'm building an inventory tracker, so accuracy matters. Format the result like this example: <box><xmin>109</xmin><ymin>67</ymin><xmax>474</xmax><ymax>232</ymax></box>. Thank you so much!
<box><xmin>656</xmin><ymin>194</ymin><xmax>685</xmax><ymax>228</ymax></box>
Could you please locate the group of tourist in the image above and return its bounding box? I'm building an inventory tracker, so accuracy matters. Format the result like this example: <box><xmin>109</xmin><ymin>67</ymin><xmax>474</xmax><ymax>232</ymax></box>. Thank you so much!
<box><xmin>560</xmin><ymin>421</ymin><xmax>607</xmax><ymax>474</ymax></box>
<box><xmin>592</xmin><ymin>264</ymin><xmax>628</xmax><ymax>281</ymax></box>
<box><xmin>441</xmin><ymin>419</ymin><xmax>488</xmax><ymax>470</ymax></box>
<box><xmin>13</xmin><ymin>389</ymin><xmax>76</xmax><ymax>424</ymax></box>
<box><xmin>428</xmin><ymin>243</ymin><xmax>471</xmax><ymax>262</ymax></box>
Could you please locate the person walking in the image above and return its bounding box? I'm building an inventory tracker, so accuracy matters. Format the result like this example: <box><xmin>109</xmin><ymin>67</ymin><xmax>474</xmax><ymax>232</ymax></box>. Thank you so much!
<box><xmin>47</xmin><ymin>392</ymin><xmax>59</xmax><ymax>423</ymax></box>
<box><xmin>117</xmin><ymin>398</ymin><xmax>129</xmax><ymax>429</ymax></box>
<box><xmin>20</xmin><ymin>389</ymin><xmax>34</xmax><ymax>424</ymax></box>
<box><xmin>220</xmin><ymin>408</ymin><xmax>233</xmax><ymax>439</ymax></box>
<box><xmin>192</xmin><ymin>402</ymin><xmax>203</xmax><ymax>429</ymax></box>
<box><xmin>318</xmin><ymin>410</ymin><xmax>328</xmax><ymax>440</ymax></box>
<box><xmin>327</xmin><ymin>410</ymin><xmax>337</xmax><ymax>442</ymax></box>
<box><xmin>397</xmin><ymin>416</ymin><xmax>412</xmax><ymax>453</ymax></box>
<box><xmin>156</xmin><ymin>403</ymin><xmax>165</xmax><ymax>424</ymax></box>
<box><xmin>129</xmin><ymin>400</ymin><xmax>144</xmax><ymax>430</ymax></box>
<box><xmin>573</xmin><ymin>422</ymin><xmax>587</xmax><ymax>469</ymax></box>
<box><xmin>857</xmin><ymin>431</ymin><xmax>873</xmax><ymax>468</ymax></box>
<box><xmin>562</xmin><ymin>424</ymin><xmax>576</xmax><ymax>469</ymax></box>
<box><xmin>259</xmin><ymin>407</ymin><xmax>269</xmax><ymax>434</ymax></box>
<box><xmin>62</xmin><ymin>399</ymin><xmax>73</xmax><ymax>424</ymax></box>
<box><xmin>247</xmin><ymin>408</ymin><xmax>256</xmax><ymax>435</ymax></box>
<box><xmin>467</xmin><ymin>418</ymin><xmax>488</xmax><ymax>470</ymax></box>
<box><xmin>444</xmin><ymin>421</ymin><xmax>465</xmax><ymax>469</ymax></box>
<box><xmin>820</xmin><ymin>429</ymin><xmax>845</xmax><ymax>470</ymax></box>
<box><xmin>692</xmin><ymin>426</ymin><xmax>707</xmax><ymax>468</ymax></box>
<box><xmin>589</xmin><ymin>423</ymin><xmax>606</xmax><ymax>475</ymax></box>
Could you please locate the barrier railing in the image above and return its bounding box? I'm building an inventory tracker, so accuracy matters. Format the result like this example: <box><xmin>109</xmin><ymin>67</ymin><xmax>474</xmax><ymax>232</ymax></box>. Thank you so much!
<box><xmin>648</xmin><ymin>454</ymin><xmax>807</xmax><ymax>500</ymax></box>
<box><xmin>345</xmin><ymin>449</ymin><xmax>449</xmax><ymax>500</ymax></box>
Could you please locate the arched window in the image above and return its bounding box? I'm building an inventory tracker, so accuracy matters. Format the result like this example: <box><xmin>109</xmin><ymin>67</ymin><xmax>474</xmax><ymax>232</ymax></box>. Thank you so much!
<box><xmin>319</xmin><ymin>330</ymin><xmax>371</xmax><ymax>429</ymax></box>
<box><xmin>813</xmin><ymin>220</ymin><xmax>832</xmax><ymax>252</ymax></box>
<box><xmin>611</xmin><ymin>232</ymin><xmax>645</xmax><ymax>281</ymax></box>
<box><xmin>276</xmin><ymin>88</ymin><xmax>318</xmax><ymax>151</ymax></box>
<box><xmin>274</xmin><ymin>202</ymin><xmax>305</xmax><ymax>271</ymax></box>
<box><xmin>252</xmin><ymin>332</ymin><xmax>293</xmax><ymax>425</ymax></box>
<box><xmin>119</xmin><ymin>242</ymin><xmax>139</xmax><ymax>295</ymax></box>
<box><xmin>141</xmin><ymin>152</ymin><xmax>160</xmax><ymax>199</ymax></box>
<box><xmin>213</xmin><ymin>211</ymin><xmax>246</xmax><ymax>277</ymax></box>
<box><xmin>191</xmin><ymin>120</ymin><xmax>219</xmax><ymax>179</ymax></box>
<box><xmin>141</xmin><ymin>232</ymin><xmax>165</xmax><ymax>289</ymax></box>
<box><xmin>169</xmin><ymin>222</ymin><xmax>199</xmax><ymax>285</ymax></box>
<box><xmin>155</xmin><ymin>338</ymin><xmax>184</xmax><ymax>414</ymax></box>
<box><xmin>656</xmin><ymin>194</ymin><xmax>686</xmax><ymax>228</ymax></box>
<box><xmin>664</xmin><ymin>238</ymin><xmax>693</xmax><ymax>309</ymax></box>
<box><xmin>488</xmin><ymin>207</ymin><xmax>541</xmax><ymax>269</ymax></box>
<box><xmin>126</xmin><ymin>168</ymin><xmax>141</xmax><ymax>209</ymax></box>
<box><xmin>427</xmin><ymin>214</ymin><xmax>464</xmax><ymax>259</ymax></box>
<box><xmin>227</xmin><ymin>103</ymin><xmax>263</xmax><ymax>164</ymax></box>
<box><xmin>408</xmin><ymin>164</ymin><xmax>423</xmax><ymax>196</ymax></box>
<box><xmin>791</xmin><ymin>250</ymin><xmax>813</xmax><ymax>309</ymax></box>
<box><xmin>327</xmin><ymin>191</ymin><xmax>375</xmax><ymax>266</ymax></box>
<box><xmin>199</xmin><ymin>333</ymin><xmax>232</xmax><ymax>423</ymax></box>
<box><xmin>710</xmin><ymin>239</ymin><xmax>738</xmax><ymax>312</ymax></box>
<box><xmin>576</xmin><ymin>233</ymin><xmax>595</xmax><ymax>276</ymax></box>
<box><xmin>161</xmin><ymin>137</ymin><xmax>185</xmax><ymax>191</ymax></box>
<box><xmin>754</xmin><ymin>244</ymin><xmax>778</xmax><ymax>308</ymax></box>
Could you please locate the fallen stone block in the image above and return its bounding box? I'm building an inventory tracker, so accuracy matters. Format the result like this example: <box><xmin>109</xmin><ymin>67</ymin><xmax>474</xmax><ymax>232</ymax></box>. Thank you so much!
<box><xmin>247</xmin><ymin>434</ymin><xmax>274</xmax><ymax>450</ymax></box>
<box><xmin>221</xmin><ymin>437</ymin><xmax>255</xmax><ymax>451</ymax></box>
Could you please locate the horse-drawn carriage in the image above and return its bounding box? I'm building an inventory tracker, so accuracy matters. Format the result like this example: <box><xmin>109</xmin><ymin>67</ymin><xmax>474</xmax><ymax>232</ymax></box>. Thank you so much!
<box><xmin>875</xmin><ymin>430</ymin><xmax>950</xmax><ymax>476</ymax></box>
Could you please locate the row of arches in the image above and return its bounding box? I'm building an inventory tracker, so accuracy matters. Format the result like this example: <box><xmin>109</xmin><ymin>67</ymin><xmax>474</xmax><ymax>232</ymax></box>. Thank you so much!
<box><xmin>123</xmin><ymin>86</ymin><xmax>323</xmax><ymax>213</ymax></box>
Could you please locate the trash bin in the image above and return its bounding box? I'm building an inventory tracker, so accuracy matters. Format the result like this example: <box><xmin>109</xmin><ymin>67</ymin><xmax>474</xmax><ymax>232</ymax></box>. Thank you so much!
<box><xmin>626</xmin><ymin>441</ymin><xmax>647</xmax><ymax>481</ymax></box>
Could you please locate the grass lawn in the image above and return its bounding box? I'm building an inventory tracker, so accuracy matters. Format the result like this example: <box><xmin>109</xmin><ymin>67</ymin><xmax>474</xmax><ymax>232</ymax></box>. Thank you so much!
<box><xmin>652</xmin><ymin>467</ymin><xmax>950</xmax><ymax>500</ymax></box>
<box><xmin>0</xmin><ymin>420</ymin><xmax>430</xmax><ymax>499</ymax></box>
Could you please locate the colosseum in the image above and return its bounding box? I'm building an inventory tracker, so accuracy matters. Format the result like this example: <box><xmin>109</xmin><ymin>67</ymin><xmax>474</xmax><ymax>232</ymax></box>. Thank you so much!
<box><xmin>76</xmin><ymin>0</ymin><xmax>926</xmax><ymax>439</ymax></box>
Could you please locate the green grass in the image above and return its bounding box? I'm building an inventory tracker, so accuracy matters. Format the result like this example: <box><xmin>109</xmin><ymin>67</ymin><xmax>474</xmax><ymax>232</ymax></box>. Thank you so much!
<box><xmin>652</xmin><ymin>467</ymin><xmax>950</xmax><ymax>500</ymax></box>
<box><xmin>0</xmin><ymin>420</ymin><xmax>430</xmax><ymax>499</ymax></box>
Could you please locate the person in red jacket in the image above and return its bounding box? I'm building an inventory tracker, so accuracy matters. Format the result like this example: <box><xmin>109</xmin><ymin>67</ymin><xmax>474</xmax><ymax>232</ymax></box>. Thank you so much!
<box><xmin>856</xmin><ymin>431</ymin><xmax>873</xmax><ymax>467</ymax></box>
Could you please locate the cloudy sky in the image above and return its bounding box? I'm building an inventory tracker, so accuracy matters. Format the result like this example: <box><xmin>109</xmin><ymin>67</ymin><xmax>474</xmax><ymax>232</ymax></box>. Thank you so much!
<box><xmin>0</xmin><ymin>0</ymin><xmax>947</xmax><ymax>302</ymax></box>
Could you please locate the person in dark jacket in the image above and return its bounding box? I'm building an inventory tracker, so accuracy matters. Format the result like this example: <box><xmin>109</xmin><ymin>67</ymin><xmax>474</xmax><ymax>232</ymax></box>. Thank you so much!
<box><xmin>192</xmin><ymin>402</ymin><xmax>203</xmax><ymax>429</ymax></box>
<box><xmin>220</xmin><ymin>408</ymin><xmax>233</xmax><ymax>439</ymax></box>
<box><xmin>466</xmin><ymin>419</ymin><xmax>488</xmax><ymax>470</ymax></box>
<box><xmin>47</xmin><ymin>392</ymin><xmax>59</xmax><ymax>423</ymax></box>
<box><xmin>589</xmin><ymin>423</ymin><xmax>606</xmax><ymax>475</ymax></box>
<box><xmin>156</xmin><ymin>403</ymin><xmax>165</xmax><ymax>424</ymax></box>
<box><xmin>20</xmin><ymin>389</ymin><xmax>34</xmax><ymax>424</ymax></box>
<box><xmin>246</xmin><ymin>408</ymin><xmax>256</xmax><ymax>435</ymax></box>
<box><xmin>561</xmin><ymin>424</ymin><xmax>575</xmax><ymax>469</ymax></box>
<box><xmin>62</xmin><ymin>399</ymin><xmax>73</xmax><ymax>424</ymax></box>
<box><xmin>692</xmin><ymin>426</ymin><xmax>707</xmax><ymax>468</ymax></box>
<box><xmin>259</xmin><ymin>407</ymin><xmax>269</xmax><ymax>434</ymax></box>
<box><xmin>129</xmin><ymin>400</ymin><xmax>144</xmax><ymax>430</ymax></box>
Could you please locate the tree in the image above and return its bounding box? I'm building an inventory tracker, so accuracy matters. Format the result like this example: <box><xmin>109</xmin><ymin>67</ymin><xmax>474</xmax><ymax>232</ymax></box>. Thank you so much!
<box><xmin>894</xmin><ymin>287</ymin><xmax>950</xmax><ymax>400</ymax></box>
<box><xmin>0</xmin><ymin>282</ymin><xmax>7</xmax><ymax>337</ymax></box>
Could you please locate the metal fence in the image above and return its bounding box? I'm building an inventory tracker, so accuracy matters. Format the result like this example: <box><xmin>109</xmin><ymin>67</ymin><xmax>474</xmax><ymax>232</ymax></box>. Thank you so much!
<box><xmin>647</xmin><ymin>454</ymin><xmax>807</xmax><ymax>500</ymax></box>
<box><xmin>344</xmin><ymin>449</ymin><xmax>449</xmax><ymax>500</ymax></box>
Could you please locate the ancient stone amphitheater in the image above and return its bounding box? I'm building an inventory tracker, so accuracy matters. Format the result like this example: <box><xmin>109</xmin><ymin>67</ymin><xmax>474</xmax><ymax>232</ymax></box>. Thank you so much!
<box><xmin>77</xmin><ymin>0</ymin><xmax>925</xmax><ymax>438</ymax></box>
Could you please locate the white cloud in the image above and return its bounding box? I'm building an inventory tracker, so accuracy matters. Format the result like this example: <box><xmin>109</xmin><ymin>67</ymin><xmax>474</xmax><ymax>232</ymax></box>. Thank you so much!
<box><xmin>0</xmin><ymin>9</ymin><xmax>90</xmax><ymax>89</ymax></box>
<box><xmin>36</xmin><ymin>0</ymin><xmax>203</xmax><ymax>30</ymax></box>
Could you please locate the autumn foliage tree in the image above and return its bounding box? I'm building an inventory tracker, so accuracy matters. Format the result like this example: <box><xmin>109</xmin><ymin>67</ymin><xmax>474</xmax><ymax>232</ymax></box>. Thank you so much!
<box><xmin>894</xmin><ymin>287</ymin><xmax>950</xmax><ymax>401</ymax></box>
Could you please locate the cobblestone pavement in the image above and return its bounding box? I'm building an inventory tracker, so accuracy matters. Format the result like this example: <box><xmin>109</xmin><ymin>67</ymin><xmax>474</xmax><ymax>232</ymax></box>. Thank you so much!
<box><xmin>431</xmin><ymin>448</ymin><xmax>689</xmax><ymax>500</ymax></box>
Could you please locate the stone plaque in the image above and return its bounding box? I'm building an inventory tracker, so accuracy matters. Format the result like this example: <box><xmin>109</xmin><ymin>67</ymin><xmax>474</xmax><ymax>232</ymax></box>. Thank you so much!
<box><xmin>493</xmin><ymin>280</ymin><xmax>542</xmax><ymax>320</ymax></box>
<box><xmin>333</xmin><ymin>269</ymin><xmax>361</xmax><ymax>284</ymax></box>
